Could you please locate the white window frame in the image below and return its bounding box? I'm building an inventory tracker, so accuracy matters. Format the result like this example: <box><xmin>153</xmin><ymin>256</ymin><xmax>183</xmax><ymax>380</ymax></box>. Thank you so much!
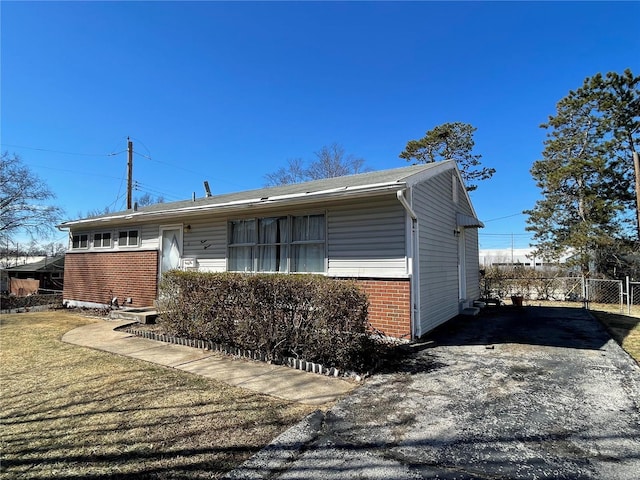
<box><xmin>94</xmin><ymin>232</ymin><xmax>112</xmax><ymax>249</ymax></box>
<box><xmin>227</xmin><ymin>213</ymin><xmax>326</xmax><ymax>274</ymax></box>
<box><xmin>71</xmin><ymin>233</ymin><xmax>89</xmax><ymax>250</ymax></box>
<box><xmin>118</xmin><ymin>229</ymin><xmax>140</xmax><ymax>248</ymax></box>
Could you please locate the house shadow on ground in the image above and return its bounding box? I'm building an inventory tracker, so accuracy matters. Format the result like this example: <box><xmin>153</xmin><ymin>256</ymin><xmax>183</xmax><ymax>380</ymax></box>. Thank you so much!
<box><xmin>412</xmin><ymin>305</ymin><xmax>612</xmax><ymax>353</ymax></box>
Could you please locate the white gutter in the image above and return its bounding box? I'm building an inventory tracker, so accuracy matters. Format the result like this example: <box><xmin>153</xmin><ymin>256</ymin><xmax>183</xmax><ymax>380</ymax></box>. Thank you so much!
<box><xmin>58</xmin><ymin>182</ymin><xmax>406</xmax><ymax>229</ymax></box>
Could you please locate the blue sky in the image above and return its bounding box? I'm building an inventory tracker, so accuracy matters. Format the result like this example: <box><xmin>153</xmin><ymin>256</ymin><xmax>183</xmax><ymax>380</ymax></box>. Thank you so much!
<box><xmin>2</xmin><ymin>1</ymin><xmax>638</xmax><ymax>250</ymax></box>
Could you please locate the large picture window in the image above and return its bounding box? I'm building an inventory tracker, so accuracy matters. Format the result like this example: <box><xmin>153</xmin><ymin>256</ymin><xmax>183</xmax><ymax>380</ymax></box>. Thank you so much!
<box><xmin>228</xmin><ymin>214</ymin><xmax>325</xmax><ymax>273</ymax></box>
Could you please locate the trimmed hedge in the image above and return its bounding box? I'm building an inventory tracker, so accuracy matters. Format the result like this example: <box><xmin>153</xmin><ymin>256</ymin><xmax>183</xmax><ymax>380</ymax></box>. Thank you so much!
<box><xmin>1</xmin><ymin>293</ymin><xmax>63</xmax><ymax>311</ymax></box>
<box><xmin>157</xmin><ymin>271</ymin><xmax>377</xmax><ymax>371</ymax></box>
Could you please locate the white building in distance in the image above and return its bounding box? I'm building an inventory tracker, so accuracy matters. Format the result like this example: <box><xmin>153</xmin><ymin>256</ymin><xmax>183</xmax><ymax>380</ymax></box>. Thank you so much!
<box><xmin>479</xmin><ymin>247</ymin><xmax>572</xmax><ymax>269</ymax></box>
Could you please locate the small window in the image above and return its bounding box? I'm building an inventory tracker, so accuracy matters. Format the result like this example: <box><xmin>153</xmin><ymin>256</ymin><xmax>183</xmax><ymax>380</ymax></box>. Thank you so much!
<box><xmin>72</xmin><ymin>234</ymin><xmax>88</xmax><ymax>249</ymax></box>
<box><xmin>118</xmin><ymin>230</ymin><xmax>139</xmax><ymax>247</ymax></box>
<box><xmin>94</xmin><ymin>232</ymin><xmax>112</xmax><ymax>248</ymax></box>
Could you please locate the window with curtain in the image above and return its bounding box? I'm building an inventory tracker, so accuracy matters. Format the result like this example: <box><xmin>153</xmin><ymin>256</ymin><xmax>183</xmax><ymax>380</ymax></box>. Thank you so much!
<box><xmin>291</xmin><ymin>214</ymin><xmax>325</xmax><ymax>272</ymax></box>
<box><xmin>257</xmin><ymin>217</ymin><xmax>289</xmax><ymax>272</ymax></box>
<box><xmin>227</xmin><ymin>214</ymin><xmax>325</xmax><ymax>273</ymax></box>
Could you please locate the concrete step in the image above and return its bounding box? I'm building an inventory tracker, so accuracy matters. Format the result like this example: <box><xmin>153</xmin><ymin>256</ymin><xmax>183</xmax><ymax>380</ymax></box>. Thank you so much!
<box><xmin>109</xmin><ymin>308</ymin><xmax>158</xmax><ymax>324</ymax></box>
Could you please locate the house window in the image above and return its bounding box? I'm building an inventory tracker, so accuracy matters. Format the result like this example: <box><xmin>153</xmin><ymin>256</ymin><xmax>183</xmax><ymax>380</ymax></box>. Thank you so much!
<box><xmin>291</xmin><ymin>214</ymin><xmax>325</xmax><ymax>272</ymax></box>
<box><xmin>118</xmin><ymin>230</ymin><xmax>139</xmax><ymax>247</ymax></box>
<box><xmin>227</xmin><ymin>214</ymin><xmax>325</xmax><ymax>273</ymax></box>
<box><xmin>257</xmin><ymin>217</ymin><xmax>289</xmax><ymax>272</ymax></box>
<box><xmin>94</xmin><ymin>232</ymin><xmax>112</xmax><ymax>248</ymax></box>
<box><xmin>72</xmin><ymin>234</ymin><xmax>88</xmax><ymax>249</ymax></box>
<box><xmin>228</xmin><ymin>219</ymin><xmax>255</xmax><ymax>272</ymax></box>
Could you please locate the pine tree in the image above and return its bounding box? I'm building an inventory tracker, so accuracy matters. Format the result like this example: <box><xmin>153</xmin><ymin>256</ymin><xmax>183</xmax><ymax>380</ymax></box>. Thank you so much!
<box><xmin>399</xmin><ymin>122</ymin><xmax>495</xmax><ymax>192</ymax></box>
<box><xmin>526</xmin><ymin>69</ymin><xmax>639</xmax><ymax>274</ymax></box>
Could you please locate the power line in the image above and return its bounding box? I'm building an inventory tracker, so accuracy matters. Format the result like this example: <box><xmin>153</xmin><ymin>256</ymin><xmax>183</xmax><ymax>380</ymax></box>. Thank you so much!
<box><xmin>133</xmin><ymin>181</ymin><xmax>182</xmax><ymax>201</ymax></box>
<box><xmin>1</xmin><ymin>143</ymin><xmax>123</xmax><ymax>157</ymax></box>
<box><xmin>482</xmin><ymin>212</ymin><xmax>526</xmax><ymax>222</ymax></box>
<box><xmin>24</xmin><ymin>163</ymin><xmax>125</xmax><ymax>181</ymax></box>
<box><xmin>480</xmin><ymin>233</ymin><xmax>531</xmax><ymax>237</ymax></box>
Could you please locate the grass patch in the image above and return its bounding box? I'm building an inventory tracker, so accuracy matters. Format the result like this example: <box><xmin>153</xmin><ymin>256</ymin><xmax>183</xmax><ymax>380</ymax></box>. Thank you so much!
<box><xmin>0</xmin><ymin>312</ymin><xmax>316</xmax><ymax>479</ymax></box>
<box><xmin>591</xmin><ymin>310</ymin><xmax>640</xmax><ymax>364</ymax></box>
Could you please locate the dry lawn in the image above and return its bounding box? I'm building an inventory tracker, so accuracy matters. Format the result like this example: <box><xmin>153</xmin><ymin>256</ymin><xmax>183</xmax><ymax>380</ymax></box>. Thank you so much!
<box><xmin>0</xmin><ymin>311</ymin><xmax>316</xmax><ymax>479</ymax></box>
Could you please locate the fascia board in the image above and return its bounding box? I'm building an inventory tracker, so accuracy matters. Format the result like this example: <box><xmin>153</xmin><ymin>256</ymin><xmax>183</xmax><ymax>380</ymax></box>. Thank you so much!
<box><xmin>57</xmin><ymin>182</ymin><xmax>404</xmax><ymax>229</ymax></box>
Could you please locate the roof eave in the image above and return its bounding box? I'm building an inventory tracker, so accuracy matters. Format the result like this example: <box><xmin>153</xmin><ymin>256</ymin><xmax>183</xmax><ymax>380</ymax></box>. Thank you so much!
<box><xmin>57</xmin><ymin>182</ymin><xmax>406</xmax><ymax>229</ymax></box>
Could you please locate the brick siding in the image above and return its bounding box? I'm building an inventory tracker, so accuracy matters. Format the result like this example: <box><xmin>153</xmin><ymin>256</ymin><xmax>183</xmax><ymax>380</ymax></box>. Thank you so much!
<box><xmin>351</xmin><ymin>278</ymin><xmax>412</xmax><ymax>339</ymax></box>
<box><xmin>63</xmin><ymin>254</ymin><xmax>412</xmax><ymax>338</ymax></box>
<box><xmin>63</xmin><ymin>251</ymin><xmax>158</xmax><ymax>307</ymax></box>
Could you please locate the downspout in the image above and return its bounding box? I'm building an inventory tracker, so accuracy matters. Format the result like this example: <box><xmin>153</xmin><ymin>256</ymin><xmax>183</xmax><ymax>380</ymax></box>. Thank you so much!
<box><xmin>396</xmin><ymin>189</ymin><xmax>419</xmax><ymax>339</ymax></box>
<box><xmin>396</xmin><ymin>189</ymin><xmax>417</xmax><ymax>220</ymax></box>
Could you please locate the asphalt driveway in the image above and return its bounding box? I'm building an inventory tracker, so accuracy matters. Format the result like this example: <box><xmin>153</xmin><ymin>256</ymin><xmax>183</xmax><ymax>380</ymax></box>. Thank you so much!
<box><xmin>227</xmin><ymin>306</ymin><xmax>640</xmax><ymax>480</ymax></box>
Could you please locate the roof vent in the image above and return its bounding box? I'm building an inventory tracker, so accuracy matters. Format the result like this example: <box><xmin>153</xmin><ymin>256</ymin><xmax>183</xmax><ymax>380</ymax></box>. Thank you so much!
<box><xmin>204</xmin><ymin>181</ymin><xmax>212</xmax><ymax>197</ymax></box>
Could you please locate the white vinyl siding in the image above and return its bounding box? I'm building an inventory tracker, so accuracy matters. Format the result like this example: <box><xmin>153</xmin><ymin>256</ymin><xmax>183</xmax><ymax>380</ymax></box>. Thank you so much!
<box><xmin>139</xmin><ymin>224</ymin><xmax>160</xmax><ymax>250</ymax></box>
<box><xmin>453</xmin><ymin>183</ymin><xmax>482</xmax><ymax>302</ymax></box>
<box><xmin>182</xmin><ymin>218</ymin><xmax>227</xmax><ymax>272</ymax></box>
<box><xmin>413</xmin><ymin>170</ymin><xmax>460</xmax><ymax>335</ymax></box>
<box><xmin>327</xmin><ymin>196</ymin><xmax>407</xmax><ymax>278</ymax></box>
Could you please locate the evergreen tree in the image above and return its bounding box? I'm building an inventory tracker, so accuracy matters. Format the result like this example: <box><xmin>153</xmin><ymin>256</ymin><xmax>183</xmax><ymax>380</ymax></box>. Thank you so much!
<box><xmin>526</xmin><ymin>69</ymin><xmax>639</xmax><ymax>275</ymax></box>
<box><xmin>399</xmin><ymin>122</ymin><xmax>495</xmax><ymax>191</ymax></box>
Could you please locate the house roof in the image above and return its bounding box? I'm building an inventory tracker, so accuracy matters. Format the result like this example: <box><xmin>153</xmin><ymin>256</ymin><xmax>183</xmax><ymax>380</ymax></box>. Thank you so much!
<box><xmin>59</xmin><ymin>160</ymin><xmax>476</xmax><ymax>228</ymax></box>
<box><xmin>5</xmin><ymin>255</ymin><xmax>65</xmax><ymax>272</ymax></box>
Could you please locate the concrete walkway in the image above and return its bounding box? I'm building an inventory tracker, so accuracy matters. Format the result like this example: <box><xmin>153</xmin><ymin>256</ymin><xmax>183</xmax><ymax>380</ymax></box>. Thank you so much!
<box><xmin>62</xmin><ymin>320</ymin><xmax>357</xmax><ymax>406</ymax></box>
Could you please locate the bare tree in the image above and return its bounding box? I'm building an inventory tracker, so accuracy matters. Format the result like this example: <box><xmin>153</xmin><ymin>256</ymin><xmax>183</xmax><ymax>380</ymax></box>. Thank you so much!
<box><xmin>264</xmin><ymin>158</ymin><xmax>307</xmax><ymax>186</ymax></box>
<box><xmin>306</xmin><ymin>143</ymin><xmax>367</xmax><ymax>180</ymax></box>
<box><xmin>0</xmin><ymin>152</ymin><xmax>63</xmax><ymax>243</ymax></box>
<box><xmin>265</xmin><ymin>143</ymin><xmax>369</xmax><ymax>186</ymax></box>
<box><xmin>135</xmin><ymin>192</ymin><xmax>165</xmax><ymax>207</ymax></box>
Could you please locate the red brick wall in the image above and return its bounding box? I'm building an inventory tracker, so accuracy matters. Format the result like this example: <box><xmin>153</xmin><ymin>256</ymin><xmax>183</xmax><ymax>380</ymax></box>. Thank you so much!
<box><xmin>63</xmin><ymin>251</ymin><xmax>158</xmax><ymax>307</ymax></box>
<box><xmin>351</xmin><ymin>278</ymin><xmax>412</xmax><ymax>339</ymax></box>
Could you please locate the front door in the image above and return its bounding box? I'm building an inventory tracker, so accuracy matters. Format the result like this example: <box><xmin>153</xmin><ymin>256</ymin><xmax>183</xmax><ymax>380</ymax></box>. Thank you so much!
<box><xmin>160</xmin><ymin>226</ymin><xmax>182</xmax><ymax>276</ymax></box>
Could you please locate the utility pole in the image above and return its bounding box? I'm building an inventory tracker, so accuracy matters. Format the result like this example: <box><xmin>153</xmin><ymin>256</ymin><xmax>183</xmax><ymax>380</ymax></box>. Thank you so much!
<box><xmin>127</xmin><ymin>137</ymin><xmax>133</xmax><ymax>210</ymax></box>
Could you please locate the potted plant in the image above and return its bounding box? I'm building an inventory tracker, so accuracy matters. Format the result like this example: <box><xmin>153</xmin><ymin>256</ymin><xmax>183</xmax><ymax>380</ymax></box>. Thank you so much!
<box><xmin>510</xmin><ymin>294</ymin><xmax>524</xmax><ymax>307</ymax></box>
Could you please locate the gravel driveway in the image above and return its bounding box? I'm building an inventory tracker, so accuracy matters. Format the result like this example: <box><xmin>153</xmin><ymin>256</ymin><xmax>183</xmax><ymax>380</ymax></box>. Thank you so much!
<box><xmin>228</xmin><ymin>306</ymin><xmax>640</xmax><ymax>480</ymax></box>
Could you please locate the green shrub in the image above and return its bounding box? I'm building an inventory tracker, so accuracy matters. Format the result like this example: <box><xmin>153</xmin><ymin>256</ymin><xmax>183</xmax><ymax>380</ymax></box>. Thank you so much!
<box><xmin>157</xmin><ymin>271</ymin><xmax>377</xmax><ymax>371</ymax></box>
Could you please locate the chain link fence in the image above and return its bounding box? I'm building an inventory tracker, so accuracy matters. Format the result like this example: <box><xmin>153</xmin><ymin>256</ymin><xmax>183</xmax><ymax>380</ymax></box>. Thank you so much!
<box><xmin>480</xmin><ymin>268</ymin><xmax>640</xmax><ymax>316</ymax></box>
